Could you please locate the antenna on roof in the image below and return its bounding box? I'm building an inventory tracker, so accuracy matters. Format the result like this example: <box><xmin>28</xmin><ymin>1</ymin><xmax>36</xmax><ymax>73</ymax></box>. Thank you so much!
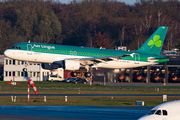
<box><xmin>28</xmin><ymin>40</ymin><xmax>31</xmax><ymax>43</ymax></box>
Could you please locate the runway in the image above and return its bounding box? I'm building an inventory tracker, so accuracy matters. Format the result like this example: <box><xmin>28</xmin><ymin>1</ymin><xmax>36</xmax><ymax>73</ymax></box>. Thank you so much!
<box><xmin>0</xmin><ymin>105</ymin><xmax>152</xmax><ymax>120</ymax></box>
<box><xmin>0</xmin><ymin>94</ymin><xmax>180</xmax><ymax>96</ymax></box>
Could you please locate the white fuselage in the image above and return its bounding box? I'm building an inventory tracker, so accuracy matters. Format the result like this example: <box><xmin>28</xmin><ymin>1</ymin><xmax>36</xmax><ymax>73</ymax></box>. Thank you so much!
<box><xmin>4</xmin><ymin>49</ymin><xmax>156</xmax><ymax>69</ymax></box>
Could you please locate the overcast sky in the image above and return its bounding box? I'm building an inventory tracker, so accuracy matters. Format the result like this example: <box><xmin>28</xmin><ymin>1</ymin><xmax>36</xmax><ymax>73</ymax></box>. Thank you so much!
<box><xmin>59</xmin><ymin>0</ymin><xmax>137</xmax><ymax>5</ymax></box>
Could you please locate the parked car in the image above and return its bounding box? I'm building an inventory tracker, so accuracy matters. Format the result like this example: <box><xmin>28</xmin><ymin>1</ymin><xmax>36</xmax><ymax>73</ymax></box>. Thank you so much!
<box><xmin>153</xmin><ymin>70</ymin><xmax>165</xmax><ymax>83</ymax></box>
<box><xmin>48</xmin><ymin>75</ymin><xmax>64</xmax><ymax>82</ymax></box>
<box><xmin>64</xmin><ymin>78</ymin><xmax>77</xmax><ymax>83</ymax></box>
<box><xmin>72</xmin><ymin>78</ymin><xmax>87</xmax><ymax>84</ymax></box>
<box><xmin>118</xmin><ymin>72</ymin><xmax>129</xmax><ymax>82</ymax></box>
<box><xmin>135</xmin><ymin>69</ymin><xmax>147</xmax><ymax>82</ymax></box>
<box><xmin>171</xmin><ymin>69</ymin><xmax>180</xmax><ymax>82</ymax></box>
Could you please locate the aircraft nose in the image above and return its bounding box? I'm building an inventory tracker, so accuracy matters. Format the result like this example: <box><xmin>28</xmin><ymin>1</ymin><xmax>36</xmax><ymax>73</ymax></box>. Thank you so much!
<box><xmin>4</xmin><ymin>49</ymin><xmax>12</xmax><ymax>58</ymax></box>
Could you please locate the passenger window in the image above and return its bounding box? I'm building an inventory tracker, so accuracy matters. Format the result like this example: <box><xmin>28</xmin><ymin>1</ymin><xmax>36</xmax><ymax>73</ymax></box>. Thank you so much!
<box><xmin>163</xmin><ymin>110</ymin><xmax>168</xmax><ymax>115</ymax></box>
<box><xmin>155</xmin><ymin>110</ymin><xmax>161</xmax><ymax>115</ymax></box>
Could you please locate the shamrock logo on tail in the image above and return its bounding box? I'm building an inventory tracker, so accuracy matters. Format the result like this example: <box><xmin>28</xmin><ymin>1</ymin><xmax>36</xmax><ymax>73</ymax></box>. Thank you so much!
<box><xmin>148</xmin><ymin>35</ymin><xmax>162</xmax><ymax>48</ymax></box>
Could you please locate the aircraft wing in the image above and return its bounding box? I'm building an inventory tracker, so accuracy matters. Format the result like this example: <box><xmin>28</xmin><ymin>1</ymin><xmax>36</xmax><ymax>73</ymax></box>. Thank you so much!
<box><xmin>67</xmin><ymin>54</ymin><xmax>130</xmax><ymax>66</ymax></box>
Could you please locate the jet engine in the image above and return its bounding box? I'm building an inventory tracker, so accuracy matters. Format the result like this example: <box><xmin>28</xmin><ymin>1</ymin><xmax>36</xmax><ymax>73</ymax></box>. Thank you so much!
<box><xmin>41</xmin><ymin>60</ymin><xmax>80</xmax><ymax>71</ymax></box>
<box><xmin>64</xmin><ymin>60</ymin><xmax>80</xmax><ymax>71</ymax></box>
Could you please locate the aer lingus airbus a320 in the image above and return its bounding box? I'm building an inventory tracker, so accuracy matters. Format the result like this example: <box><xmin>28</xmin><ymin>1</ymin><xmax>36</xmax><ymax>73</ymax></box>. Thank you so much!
<box><xmin>4</xmin><ymin>26</ymin><xmax>168</xmax><ymax>77</ymax></box>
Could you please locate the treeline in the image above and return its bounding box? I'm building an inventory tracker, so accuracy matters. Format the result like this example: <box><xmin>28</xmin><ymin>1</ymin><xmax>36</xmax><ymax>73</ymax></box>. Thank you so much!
<box><xmin>0</xmin><ymin>0</ymin><xmax>180</xmax><ymax>54</ymax></box>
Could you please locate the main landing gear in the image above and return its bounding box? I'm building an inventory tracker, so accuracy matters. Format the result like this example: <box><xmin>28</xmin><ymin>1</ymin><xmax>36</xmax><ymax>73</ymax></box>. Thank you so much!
<box><xmin>71</xmin><ymin>71</ymin><xmax>91</xmax><ymax>77</ymax></box>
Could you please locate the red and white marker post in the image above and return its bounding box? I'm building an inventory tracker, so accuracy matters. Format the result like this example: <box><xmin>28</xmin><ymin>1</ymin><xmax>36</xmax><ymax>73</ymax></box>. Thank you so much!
<box><xmin>28</xmin><ymin>84</ymin><xmax>30</xmax><ymax>102</ymax></box>
<box><xmin>27</xmin><ymin>79</ymin><xmax>38</xmax><ymax>102</ymax></box>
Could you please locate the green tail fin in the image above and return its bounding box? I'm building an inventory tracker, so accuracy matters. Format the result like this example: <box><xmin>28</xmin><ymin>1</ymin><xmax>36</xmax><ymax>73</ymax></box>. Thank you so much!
<box><xmin>135</xmin><ymin>26</ymin><xmax>168</xmax><ymax>55</ymax></box>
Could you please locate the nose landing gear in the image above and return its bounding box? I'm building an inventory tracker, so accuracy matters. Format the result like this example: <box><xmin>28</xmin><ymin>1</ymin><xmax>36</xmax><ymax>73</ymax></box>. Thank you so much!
<box><xmin>84</xmin><ymin>72</ymin><xmax>91</xmax><ymax>77</ymax></box>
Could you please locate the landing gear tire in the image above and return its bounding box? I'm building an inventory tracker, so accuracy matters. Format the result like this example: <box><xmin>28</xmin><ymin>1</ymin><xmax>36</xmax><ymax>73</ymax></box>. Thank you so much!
<box><xmin>23</xmin><ymin>68</ymin><xmax>27</xmax><ymax>72</ymax></box>
<box><xmin>71</xmin><ymin>72</ymin><xmax>78</xmax><ymax>77</ymax></box>
<box><xmin>85</xmin><ymin>72</ymin><xmax>91</xmax><ymax>78</ymax></box>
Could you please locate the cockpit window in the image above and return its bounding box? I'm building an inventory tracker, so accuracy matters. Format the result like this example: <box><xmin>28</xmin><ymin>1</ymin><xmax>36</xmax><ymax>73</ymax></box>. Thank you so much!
<box><xmin>162</xmin><ymin>110</ymin><xmax>168</xmax><ymax>115</ymax></box>
<box><xmin>155</xmin><ymin>110</ymin><xmax>161</xmax><ymax>115</ymax></box>
<box><xmin>147</xmin><ymin>110</ymin><xmax>156</xmax><ymax>115</ymax></box>
<box><xmin>10</xmin><ymin>46</ymin><xmax>21</xmax><ymax>49</ymax></box>
<box><xmin>148</xmin><ymin>109</ymin><xmax>167</xmax><ymax>116</ymax></box>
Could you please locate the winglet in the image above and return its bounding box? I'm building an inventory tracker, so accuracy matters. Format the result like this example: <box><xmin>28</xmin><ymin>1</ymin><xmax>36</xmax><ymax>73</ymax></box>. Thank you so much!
<box><xmin>135</xmin><ymin>26</ymin><xmax>168</xmax><ymax>55</ymax></box>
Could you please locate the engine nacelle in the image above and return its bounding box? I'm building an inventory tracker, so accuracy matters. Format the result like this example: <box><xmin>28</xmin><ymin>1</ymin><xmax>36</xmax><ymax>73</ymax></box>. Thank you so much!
<box><xmin>41</xmin><ymin>63</ymin><xmax>61</xmax><ymax>70</ymax></box>
<box><xmin>64</xmin><ymin>60</ymin><xmax>80</xmax><ymax>71</ymax></box>
<box><xmin>41</xmin><ymin>60</ymin><xmax>80</xmax><ymax>71</ymax></box>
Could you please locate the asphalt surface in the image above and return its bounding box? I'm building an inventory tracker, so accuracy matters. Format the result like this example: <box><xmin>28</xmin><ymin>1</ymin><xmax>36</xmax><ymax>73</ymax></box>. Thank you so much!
<box><xmin>0</xmin><ymin>106</ymin><xmax>152</xmax><ymax>120</ymax></box>
<box><xmin>93</xmin><ymin>82</ymin><xmax>180</xmax><ymax>86</ymax></box>
<box><xmin>0</xmin><ymin>94</ymin><xmax>180</xmax><ymax>96</ymax></box>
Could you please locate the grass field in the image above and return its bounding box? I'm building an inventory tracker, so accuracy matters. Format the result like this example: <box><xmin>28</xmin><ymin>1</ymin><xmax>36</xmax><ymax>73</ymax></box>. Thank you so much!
<box><xmin>0</xmin><ymin>81</ymin><xmax>180</xmax><ymax>106</ymax></box>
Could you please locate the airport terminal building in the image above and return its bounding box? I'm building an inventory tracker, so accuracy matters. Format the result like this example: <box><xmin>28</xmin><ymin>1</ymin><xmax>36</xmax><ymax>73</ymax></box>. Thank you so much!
<box><xmin>3</xmin><ymin>57</ymin><xmax>64</xmax><ymax>81</ymax></box>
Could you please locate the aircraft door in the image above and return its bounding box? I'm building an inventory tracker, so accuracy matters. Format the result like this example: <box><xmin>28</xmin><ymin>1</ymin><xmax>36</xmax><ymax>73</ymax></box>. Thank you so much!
<box><xmin>134</xmin><ymin>53</ymin><xmax>140</xmax><ymax>64</ymax></box>
<box><xmin>70</xmin><ymin>50</ymin><xmax>73</xmax><ymax>56</ymax></box>
<box><xmin>70</xmin><ymin>51</ymin><xmax>77</xmax><ymax>56</ymax></box>
<box><xmin>27</xmin><ymin>44</ymin><xmax>32</xmax><ymax>55</ymax></box>
<box><xmin>74</xmin><ymin>51</ymin><xmax>77</xmax><ymax>56</ymax></box>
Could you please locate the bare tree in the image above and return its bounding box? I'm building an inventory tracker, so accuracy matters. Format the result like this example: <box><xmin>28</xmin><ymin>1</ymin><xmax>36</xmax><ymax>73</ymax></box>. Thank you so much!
<box><xmin>141</xmin><ymin>10</ymin><xmax>152</xmax><ymax>34</ymax></box>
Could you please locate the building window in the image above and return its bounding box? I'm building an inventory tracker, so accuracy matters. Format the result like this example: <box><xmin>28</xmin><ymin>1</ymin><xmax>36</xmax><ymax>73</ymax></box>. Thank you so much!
<box><xmin>33</xmin><ymin>72</ymin><xmax>36</xmax><ymax>77</ymax></box>
<box><xmin>21</xmin><ymin>72</ymin><xmax>28</xmax><ymax>77</ymax></box>
<box><xmin>43</xmin><ymin>72</ymin><xmax>47</xmax><ymax>77</ymax></box>
<box><xmin>17</xmin><ymin>61</ymin><xmax>20</xmax><ymax>65</ymax></box>
<box><xmin>17</xmin><ymin>71</ymin><xmax>20</xmax><ymax>77</ymax></box>
<box><xmin>13</xmin><ymin>71</ymin><xmax>15</xmax><ymax>76</ymax></box>
<box><xmin>9</xmin><ymin>60</ymin><xmax>11</xmax><ymax>65</ymax></box>
<box><xmin>37</xmin><ymin>72</ymin><xmax>40</xmax><ymax>77</ymax></box>
<box><xmin>25</xmin><ymin>72</ymin><xmax>28</xmax><ymax>77</ymax></box>
<box><xmin>21</xmin><ymin>61</ymin><xmax>24</xmax><ymax>65</ymax></box>
<box><xmin>29</xmin><ymin>72</ymin><xmax>32</xmax><ymax>77</ymax></box>
<box><xmin>5</xmin><ymin>60</ymin><xmax>8</xmax><ymax>65</ymax></box>
<box><xmin>21</xmin><ymin>72</ymin><xmax>24</xmax><ymax>76</ymax></box>
<box><xmin>5</xmin><ymin>71</ymin><xmax>8</xmax><ymax>76</ymax></box>
<box><xmin>13</xmin><ymin>60</ymin><xmax>16</xmax><ymax>65</ymax></box>
<box><xmin>9</xmin><ymin>71</ymin><xmax>11</xmax><ymax>76</ymax></box>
